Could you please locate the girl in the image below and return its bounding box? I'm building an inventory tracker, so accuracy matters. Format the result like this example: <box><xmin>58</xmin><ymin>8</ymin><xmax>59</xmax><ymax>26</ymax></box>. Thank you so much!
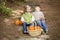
<box><xmin>21</xmin><ymin>5</ymin><xmax>35</xmax><ymax>34</ymax></box>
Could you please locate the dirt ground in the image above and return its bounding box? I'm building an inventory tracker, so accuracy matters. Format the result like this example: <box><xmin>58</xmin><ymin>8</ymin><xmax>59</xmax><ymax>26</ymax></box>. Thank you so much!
<box><xmin>0</xmin><ymin>0</ymin><xmax>60</xmax><ymax>40</ymax></box>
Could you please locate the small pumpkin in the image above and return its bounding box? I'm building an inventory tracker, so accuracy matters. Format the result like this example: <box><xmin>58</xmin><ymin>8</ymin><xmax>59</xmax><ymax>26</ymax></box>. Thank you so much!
<box><xmin>28</xmin><ymin>26</ymin><xmax>34</xmax><ymax>30</ymax></box>
<box><xmin>14</xmin><ymin>19</ymin><xmax>20</xmax><ymax>25</ymax></box>
<box><xmin>13</xmin><ymin>19</ymin><xmax>22</xmax><ymax>25</ymax></box>
<box><xmin>19</xmin><ymin>20</ymin><xmax>22</xmax><ymax>25</ymax></box>
<box><xmin>35</xmin><ymin>26</ymin><xmax>40</xmax><ymax>30</ymax></box>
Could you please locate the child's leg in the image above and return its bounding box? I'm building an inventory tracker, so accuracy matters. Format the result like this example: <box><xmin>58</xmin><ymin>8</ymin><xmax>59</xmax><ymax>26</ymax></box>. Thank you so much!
<box><xmin>22</xmin><ymin>22</ymin><xmax>27</xmax><ymax>33</ymax></box>
<box><xmin>36</xmin><ymin>21</ymin><xmax>43</xmax><ymax>29</ymax></box>
<box><xmin>22</xmin><ymin>22</ymin><xmax>32</xmax><ymax>33</ymax></box>
<box><xmin>41</xmin><ymin>20</ymin><xmax>48</xmax><ymax>33</ymax></box>
<box><xmin>36</xmin><ymin>20</ymin><xmax>48</xmax><ymax>33</ymax></box>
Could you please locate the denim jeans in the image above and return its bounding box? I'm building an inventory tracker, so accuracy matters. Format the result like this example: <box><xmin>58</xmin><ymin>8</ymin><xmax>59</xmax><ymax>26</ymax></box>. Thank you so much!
<box><xmin>36</xmin><ymin>20</ymin><xmax>48</xmax><ymax>32</ymax></box>
<box><xmin>22</xmin><ymin>22</ymin><xmax>32</xmax><ymax>33</ymax></box>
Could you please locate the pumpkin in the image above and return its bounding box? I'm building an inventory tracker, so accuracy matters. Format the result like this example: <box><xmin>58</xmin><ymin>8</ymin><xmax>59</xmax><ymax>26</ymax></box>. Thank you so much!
<box><xmin>28</xmin><ymin>26</ymin><xmax>34</xmax><ymax>30</ymax></box>
<box><xmin>19</xmin><ymin>20</ymin><xmax>22</xmax><ymax>25</ymax></box>
<box><xmin>13</xmin><ymin>19</ymin><xmax>22</xmax><ymax>25</ymax></box>
<box><xmin>35</xmin><ymin>26</ymin><xmax>40</xmax><ymax>30</ymax></box>
<box><xmin>28</xmin><ymin>26</ymin><xmax>40</xmax><ymax>30</ymax></box>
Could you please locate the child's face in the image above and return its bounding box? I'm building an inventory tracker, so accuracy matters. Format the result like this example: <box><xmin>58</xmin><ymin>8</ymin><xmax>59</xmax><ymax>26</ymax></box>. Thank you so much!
<box><xmin>26</xmin><ymin>6</ymin><xmax>31</xmax><ymax>12</ymax></box>
<box><xmin>35</xmin><ymin>6</ymin><xmax>40</xmax><ymax>11</ymax></box>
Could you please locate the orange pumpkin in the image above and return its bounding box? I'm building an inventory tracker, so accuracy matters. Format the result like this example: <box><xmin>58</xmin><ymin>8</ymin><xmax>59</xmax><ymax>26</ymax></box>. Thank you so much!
<box><xmin>13</xmin><ymin>19</ymin><xmax>22</xmax><ymax>25</ymax></box>
<box><xmin>19</xmin><ymin>20</ymin><xmax>22</xmax><ymax>25</ymax></box>
<box><xmin>28</xmin><ymin>26</ymin><xmax>40</xmax><ymax>30</ymax></box>
<box><xmin>35</xmin><ymin>26</ymin><xmax>40</xmax><ymax>30</ymax></box>
<box><xmin>28</xmin><ymin>26</ymin><xmax>34</xmax><ymax>30</ymax></box>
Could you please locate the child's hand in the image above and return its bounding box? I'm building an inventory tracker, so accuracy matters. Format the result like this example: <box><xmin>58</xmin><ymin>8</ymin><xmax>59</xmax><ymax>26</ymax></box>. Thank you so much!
<box><xmin>41</xmin><ymin>17</ymin><xmax>45</xmax><ymax>21</ymax></box>
<box><xmin>30</xmin><ymin>20</ymin><xmax>35</xmax><ymax>23</ymax></box>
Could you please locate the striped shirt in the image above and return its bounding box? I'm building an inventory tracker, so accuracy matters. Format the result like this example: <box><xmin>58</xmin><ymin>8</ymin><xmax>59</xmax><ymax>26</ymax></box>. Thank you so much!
<box><xmin>33</xmin><ymin>11</ymin><xmax>45</xmax><ymax>21</ymax></box>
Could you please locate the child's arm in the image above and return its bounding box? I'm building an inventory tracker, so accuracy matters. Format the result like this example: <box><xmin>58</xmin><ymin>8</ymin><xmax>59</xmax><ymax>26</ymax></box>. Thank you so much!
<box><xmin>41</xmin><ymin>12</ymin><xmax>45</xmax><ymax>20</ymax></box>
<box><xmin>31</xmin><ymin>16</ymin><xmax>35</xmax><ymax>23</ymax></box>
<box><xmin>21</xmin><ymin>16</ymin><xmax>25</xmax><ymax>22</ymax></box>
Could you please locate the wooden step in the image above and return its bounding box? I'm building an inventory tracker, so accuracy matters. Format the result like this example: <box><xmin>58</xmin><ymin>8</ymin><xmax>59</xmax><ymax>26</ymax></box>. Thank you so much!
<box><xmin>16</xmin><ymin>35</ymin><xmax>50</xmax><ymax>40</ymax></box>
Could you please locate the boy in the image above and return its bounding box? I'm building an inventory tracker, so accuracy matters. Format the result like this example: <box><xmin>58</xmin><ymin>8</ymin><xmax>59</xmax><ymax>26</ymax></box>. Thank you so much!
<box><xmin>33</xmin><ymin>6</ymin><xmax>48</xmax><ymax>34</ymax></box>
<box><xmin>21</xmin><ymin>5</ymin><xmax>35</xmax><ymax>34</ymax></box>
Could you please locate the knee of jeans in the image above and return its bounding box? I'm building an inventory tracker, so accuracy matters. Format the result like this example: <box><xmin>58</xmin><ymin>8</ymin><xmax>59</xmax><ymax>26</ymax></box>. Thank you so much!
<box><xmin>22</xmin><ymin>22</ymin><xmax>27</xmax><ymax>26</ymax></box>
<box><xmin>36</xmin><ymin>21</ymin><xmax>41</xmax><ymax>23</ymax></box>
<box><xmin>42</xmin><ymin>20</ymin><xmax>46</xmax><ymax>23</ymax></box>
<box><xmin>23</xmin><ymin>22</ymin><xmax>26</xmax><ymax>24</ymax></box>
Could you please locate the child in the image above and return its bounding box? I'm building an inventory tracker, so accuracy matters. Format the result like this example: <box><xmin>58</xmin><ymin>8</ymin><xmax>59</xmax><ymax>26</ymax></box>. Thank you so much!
<box><xmin>21</xmin><ymin>5</ymin><xmax>35</xmax><ymax>34</ymax></box>
<box><xmin>33</xmin><ymin>6</ymin><xmax>48</xmax><ymax>33</ymax></box>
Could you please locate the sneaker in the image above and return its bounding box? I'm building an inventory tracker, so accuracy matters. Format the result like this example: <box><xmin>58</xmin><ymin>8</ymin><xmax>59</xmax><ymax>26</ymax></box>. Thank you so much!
<box><xmin>46</xmin><ymin>30</ymin><xmax>48</xmax><ymax>34</ymax></box>
<box><xmin>44</xmin><ymin>30</ymin><xmax>48</xmax><ymax>35</ymax></box>
<box><xmin>41</xmin><ymin>30</ymin><xmax>48</xmax><ymax>35</ymax></box>
<box><xmin>23</xmin><ymin>31</ymin><xmax>28</xmax><ymax>34</ymax></box>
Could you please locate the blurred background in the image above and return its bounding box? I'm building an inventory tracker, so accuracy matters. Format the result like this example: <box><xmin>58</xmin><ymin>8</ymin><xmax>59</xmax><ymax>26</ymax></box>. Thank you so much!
<box><xmin>0</xmin><ymin>0</ymin><xmax>60</xmax><ymax>40</ymax></box>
